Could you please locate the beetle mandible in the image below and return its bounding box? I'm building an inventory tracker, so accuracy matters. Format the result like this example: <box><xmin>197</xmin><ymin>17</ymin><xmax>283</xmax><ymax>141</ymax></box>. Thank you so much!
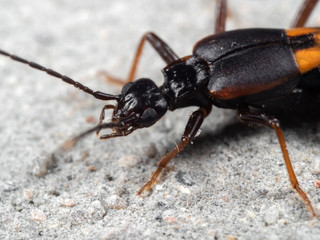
<box><xmin>0</xmin><ymin>0</ymin><xmax>319</xmax><ymax>217</ymax></box>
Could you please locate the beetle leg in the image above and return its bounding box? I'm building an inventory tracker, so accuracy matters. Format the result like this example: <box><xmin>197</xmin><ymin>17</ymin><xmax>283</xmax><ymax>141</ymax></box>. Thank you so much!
<box><xmin>99</xmin><ymin>32</ymin><xmax>179</xmax><ymax>85</ymax></box>
<box><xmin>98</xmin><ymin>128</ymin><xmax>134</xmax><ymax>140</ymax></box>
<box><xmin>57</xmin><ymin>120</ymin><xmax>132</xmax><ymax>152</ymax></box>
<box><xmin>137</xmin><ymin>105</ymin><xmax>212</xmax><ymax>197</ymax></box>
<box><xmin>96</xmin><ymin>105</ymin><xmax>115</xmax><ymax>135</ymax></box>
<box><xmin>215</xmin><ymin>0</ymin><xmax>227</xmax><ymax>34</ymax></box>
<box><xmin>237</xmin><ymin>108</ymin><xmax>317</xmax><ymax>217</ymax></box>
<box><xmin>291</xmin><ymin>0</ymin><xmax>318</xmax><ymax>28</ymax></box>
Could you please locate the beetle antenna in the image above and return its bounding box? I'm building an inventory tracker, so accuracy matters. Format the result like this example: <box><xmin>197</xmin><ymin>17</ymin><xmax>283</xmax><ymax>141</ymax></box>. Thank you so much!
<box><xmin>0</xmin><ymin>49</ymin><xmax>120</xmax><ymax>101</ymax></box>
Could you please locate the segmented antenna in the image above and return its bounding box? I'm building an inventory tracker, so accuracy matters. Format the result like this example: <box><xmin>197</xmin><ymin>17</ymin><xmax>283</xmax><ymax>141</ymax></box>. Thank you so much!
<box><xmin>0</xmin><ymin>49</ymin><xmax>120</xmax><ymax>101</ymax></box>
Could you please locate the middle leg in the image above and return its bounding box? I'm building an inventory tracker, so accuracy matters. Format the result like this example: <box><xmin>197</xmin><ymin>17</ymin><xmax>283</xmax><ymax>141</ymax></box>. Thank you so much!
<box><xmin>291</xmin><ymin>0</ymin><xmax>318</xmax><ymax>28</ymax></box>
<box><xmin>99</xmin><ymin>32</ymin><xmax>179</xmax><ymax>85</ymax></box>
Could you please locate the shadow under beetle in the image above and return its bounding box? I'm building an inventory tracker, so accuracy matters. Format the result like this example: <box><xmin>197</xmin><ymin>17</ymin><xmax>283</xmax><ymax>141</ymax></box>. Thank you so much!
<box><xmin>1</xmin><ymin>0</ymin><xmax>320</xmax><ymax>217</ymax></box>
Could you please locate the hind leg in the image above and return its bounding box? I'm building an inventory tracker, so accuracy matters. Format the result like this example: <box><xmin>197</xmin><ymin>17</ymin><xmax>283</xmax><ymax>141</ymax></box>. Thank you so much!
<box><xmin>214</xmin><ymin>0</ymin><xmax>227</xmax><ymax>34</ymax></box>
<box><xmin>291</xmin><ymin>0</ymin><xmax>318</xmax><ymax>27</ymax></box>
<box><xmin>238</xmin><ymin>108</ymin><xmax>317</xmax><ymax>217</ymax></box>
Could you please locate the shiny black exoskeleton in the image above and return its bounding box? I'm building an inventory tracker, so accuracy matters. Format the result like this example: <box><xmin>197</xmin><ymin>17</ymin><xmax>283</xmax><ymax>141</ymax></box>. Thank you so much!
<box><xmin>1</xmin><ymin>0</ymin><xmax>319</xmax><ymax>217</ymax></box>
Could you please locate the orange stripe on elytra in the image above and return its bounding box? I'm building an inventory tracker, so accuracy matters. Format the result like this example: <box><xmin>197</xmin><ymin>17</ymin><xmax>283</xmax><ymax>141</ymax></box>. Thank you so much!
<box><xmin>286</xmin><ymin>28</ymin><xmax>320</xmax><ymax>37</ymax></box>
<box><xmin>286</xmin><ymin>28</ymin><xmax>320</xmax><ymax>74</ymax></box>
<box><xmin>294</xmin><ymin>46</ymin><xmax>320</xmax><ymax>73</ymax></box>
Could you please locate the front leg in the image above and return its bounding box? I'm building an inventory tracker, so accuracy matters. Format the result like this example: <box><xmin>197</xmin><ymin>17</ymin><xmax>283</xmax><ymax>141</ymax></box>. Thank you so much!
<box><xmin>99</xmin><ymin>32</ymin><xmax>179</xmax><ymax>85</ymax></box>
<box><xmin>96</xmin><ymin>105</ymin><xmax>115</xmax><ymax>135</ymax></box>
<box><xmin>238</xmin><ymin>108</ymin><xmax>317</xmax><ymax>217</ymax></box>
<box><xmin>137</xmin><ymin>106</ymin><xmax>212</xmax><ymax>196</ymax></box>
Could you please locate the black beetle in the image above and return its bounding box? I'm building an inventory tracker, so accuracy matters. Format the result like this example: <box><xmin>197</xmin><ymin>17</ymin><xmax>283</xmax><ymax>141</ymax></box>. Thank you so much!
<box><xmin>0</xmin><ymin>0</ymin><xmax>319</xmax><ymax>217</ymax></box>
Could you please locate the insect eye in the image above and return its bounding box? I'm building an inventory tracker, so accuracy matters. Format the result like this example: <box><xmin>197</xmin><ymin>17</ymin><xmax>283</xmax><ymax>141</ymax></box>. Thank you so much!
<box><xmin>121</xmin><ymin>82</ymin><xmax>134</xmax><ymax>95</ymax></box>
<box><xmin>140</xmin><ymin>108</ymin><xmax>158</xmax><ymax>126</ymax></box>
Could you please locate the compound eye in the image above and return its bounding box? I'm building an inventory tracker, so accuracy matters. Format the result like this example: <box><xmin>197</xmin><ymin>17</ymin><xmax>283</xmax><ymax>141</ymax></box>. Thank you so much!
<box><xmin>121</xmin><ymin>82</ymin><xmax>134</xmax><ymax>95</ymax></box>
<box><xmin>140</xmin><ymin>107</ymin><xmax>158</xmax><ymax>126</ymax></box>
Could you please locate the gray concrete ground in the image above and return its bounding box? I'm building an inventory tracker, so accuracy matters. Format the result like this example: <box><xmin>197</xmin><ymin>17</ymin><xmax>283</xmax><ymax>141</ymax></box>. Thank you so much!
<box><xmin>1</xmin><ymin>0</ymin><xmax>320</xmax><ymax>239</ymax></box>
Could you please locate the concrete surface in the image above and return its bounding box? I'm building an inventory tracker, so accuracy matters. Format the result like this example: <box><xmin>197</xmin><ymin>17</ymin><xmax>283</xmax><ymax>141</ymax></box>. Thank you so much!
<box><xmin>1</xmin><ymin>0</ymin><xmax>320</xmax><ymax>239</ymax></box>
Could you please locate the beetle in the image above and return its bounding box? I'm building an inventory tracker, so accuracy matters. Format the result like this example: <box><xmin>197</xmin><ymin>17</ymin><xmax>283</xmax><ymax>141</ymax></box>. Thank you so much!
<box><xmin>0</xmin><ymin>0</ymin><xmax>319</xmax><ymax>217</ymax></box>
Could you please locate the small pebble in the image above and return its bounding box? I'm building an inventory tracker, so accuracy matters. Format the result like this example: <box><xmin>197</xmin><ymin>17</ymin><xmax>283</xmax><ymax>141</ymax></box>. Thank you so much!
<box><xmin>162</xmin><ymin>210</ymin><xmax>176</xmax><ymax>224</ymax></box>
<box><xmin>99</xmin><ymin>227</ymin><xmax>121</xmax><ymax>240</ymax></box>
<box><xmin>31</xmin><ymin>155</ymin><xmax>54</xmax><ymax>177</ymax></box>
<box><xmin>163</xmin><ymin>216</ymin><xmax>176</xmax><ymax>224</ymax></box>
<box><xmin>31</xmin><ymin>209</ymin><xmax>47</xmax><ymax>221</ymax></box>
<box><xmin>264</xmin><ymin>206</ymin><xmax>279</xmax><ymax>225</ymax></box>
<box><xmin>91</xmin><ymin>200</ymin><xmax>103</xmax><ymax>208</ymax></box>
<box><xmin>87</xmin><ymin>206</ymin><xmax>96</xmax><ymax>215</ymax></box>
<box><xmin>178</xmin><ymin>185</ymin><xmax>191</xmax><ymax>194</ymax></box>
<box><xmin>225</xmin><ymin>235</ymin><xmax>237</xmax><ymax>240</ymax></box>
<box><xmin>105</xmin><ymin>195</ymin><xmax>127</xmax><ymax>209</ymax></box>
<box><xmin>312</xmin><ymin>157</ymin><xmax>320</xmax><ymax>174</ymax></box>
<box><xmin>142</xmin><ymin>143</ymin><xmax>157</xmax><ymax>158</ymax></box>
<box><xmin>23</xmin><ymin>189</ymin><xmax>33</xmax><ymax>200</ymax></box>
<box><xmin>278</xmin><ymin>219</ymin><xmax>288</xmax><ymax>225</ymax></box>
<box><xmin>87</xmin><ymin>165</ymin><xmax>97</xmax><ymax>172</ymax></box>
<box><xmin>118</xmin><ymin>154</ymin><xmax>142</xmax><ymax>168</ymax></box>
<box><xmin>61</xmin><ymin>199</ymin><xmax>76</xmax><ymax>207</ymax></box>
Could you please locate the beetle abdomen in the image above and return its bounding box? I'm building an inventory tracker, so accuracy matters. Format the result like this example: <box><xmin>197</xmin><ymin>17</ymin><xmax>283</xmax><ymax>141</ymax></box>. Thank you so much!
<box><xmin>208</xmin><ymin>43</ymin><xmax>300</xmax><ymax>105</ymax></box>
<box><xmin>286</xmin><ymin>28</ymin><xmax>320</xmax><ymax>74</ymax></box>
<box><xmin>193</xmin><ymin>28</ymin><xmax>320</xmax><ymax>108</ymax></box>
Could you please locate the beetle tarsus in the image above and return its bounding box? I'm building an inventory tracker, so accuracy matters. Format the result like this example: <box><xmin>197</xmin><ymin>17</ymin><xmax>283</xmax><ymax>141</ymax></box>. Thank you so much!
<box><xmin>137</xmin><ymin>107</ymin><xmax>210</xmax><ymax>196</ymax></box>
